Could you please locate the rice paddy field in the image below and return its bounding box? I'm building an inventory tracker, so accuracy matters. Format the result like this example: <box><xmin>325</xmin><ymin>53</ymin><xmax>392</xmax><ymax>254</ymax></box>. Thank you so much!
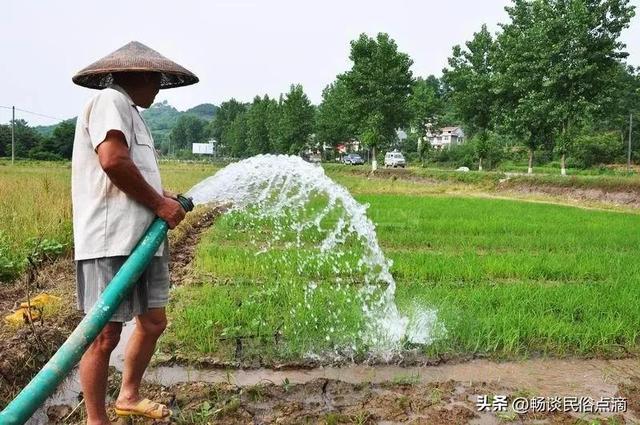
<box><xmin>2</xmin><ymin>159</ymin><xmax>640</xmax><ymax>363</ymax></box>
<box><xmin>163</xmin><ymin>193</ymin><xmax>640</xmax><ymax>362</ymax></box>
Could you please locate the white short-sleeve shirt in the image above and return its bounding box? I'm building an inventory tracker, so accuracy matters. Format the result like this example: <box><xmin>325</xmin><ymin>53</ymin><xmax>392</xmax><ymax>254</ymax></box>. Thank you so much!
<box><xmin>71</xmin><ymin>84</ymin><xmax>164</xmax><ymax>261</ymax></box>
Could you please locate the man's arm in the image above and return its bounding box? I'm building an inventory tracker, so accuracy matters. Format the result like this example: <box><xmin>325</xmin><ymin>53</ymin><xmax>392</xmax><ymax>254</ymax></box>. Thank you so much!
<box><xmin>96</xmin><ymin>130</ymin><xmax>185</xmax><ymax>229</ymax></box>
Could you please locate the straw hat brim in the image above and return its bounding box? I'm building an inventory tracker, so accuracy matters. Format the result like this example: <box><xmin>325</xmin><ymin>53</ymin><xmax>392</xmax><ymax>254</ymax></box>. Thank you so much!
<box><xmin>72</xmin><ymin>41</ymin><xmax>199</xmax><ymax>90</ymax></box>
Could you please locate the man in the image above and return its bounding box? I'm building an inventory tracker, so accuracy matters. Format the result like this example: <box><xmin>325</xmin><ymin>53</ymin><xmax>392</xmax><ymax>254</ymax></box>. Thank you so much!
<box><xmin>71</xmin><ymin>41</ymin><xmax>199</xmax><ymax>424</ymax></box>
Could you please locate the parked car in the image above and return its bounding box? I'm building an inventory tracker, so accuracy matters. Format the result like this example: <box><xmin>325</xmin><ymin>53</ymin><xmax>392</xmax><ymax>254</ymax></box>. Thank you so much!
<box><xmin>384</xmin><ymin>151</ymin><xmax>406</xmax><ymax>168</ymax></box>
<box><xmin>343</xmin><ymin>153</ymin><xmax>365</xmax><ymax>165</ymax></box>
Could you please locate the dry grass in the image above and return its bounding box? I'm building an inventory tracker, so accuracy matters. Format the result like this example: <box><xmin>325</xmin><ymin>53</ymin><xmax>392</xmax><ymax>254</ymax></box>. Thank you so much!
<box><xmin>0</xmin><ymin>159</ymin><xmax>219</xmax><ymax>281</ymax></box>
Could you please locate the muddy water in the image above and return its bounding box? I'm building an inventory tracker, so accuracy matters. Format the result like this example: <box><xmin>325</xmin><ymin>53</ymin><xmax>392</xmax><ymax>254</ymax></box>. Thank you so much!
<box><xmin>119</xmin><ymin>322</ymin><xmax>640</xmax><ymax>398</ymax></box>
<box><xmin>145</xmin><ymin>358</ymin><xmax>639</xmax><ymax>398</ymax></box>
<box><xmin>30</xmin><ymin>323</ymin><xmax>640</xmax><ymax>424</ymax></box>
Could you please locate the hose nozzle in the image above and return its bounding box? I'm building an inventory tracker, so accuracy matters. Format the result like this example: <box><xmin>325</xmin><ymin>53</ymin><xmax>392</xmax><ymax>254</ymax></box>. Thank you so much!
<box><xmin>176</xmin><ymin>194</ymin><xmax>194</xmax><ymax>212</ymax></box>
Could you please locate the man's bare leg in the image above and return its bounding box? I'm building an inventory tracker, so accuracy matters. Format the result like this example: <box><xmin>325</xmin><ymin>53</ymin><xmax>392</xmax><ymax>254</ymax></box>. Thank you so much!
<box><xmin>80</xmin><ymin>322</ymin><xmax>123</xmax><ymax>425</ymax></box>
<box><xmin>115</xmin><ymin>308</ymin><xmax>169</xmax><ymax>415</ymax></box>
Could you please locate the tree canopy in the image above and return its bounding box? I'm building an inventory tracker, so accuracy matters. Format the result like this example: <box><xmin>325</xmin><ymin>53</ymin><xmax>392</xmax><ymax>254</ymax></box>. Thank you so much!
<box><xmin>340</xmin><ymin>33</ymin><xmax>414</xmax><ymax>166</ymax></box>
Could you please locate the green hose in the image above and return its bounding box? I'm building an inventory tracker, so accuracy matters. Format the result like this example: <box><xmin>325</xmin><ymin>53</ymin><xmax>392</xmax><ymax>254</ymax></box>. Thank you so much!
<box><xmin>0</xmin><ymin>195</ymin><xmax>194</xmax><ymax>425</ymax></box>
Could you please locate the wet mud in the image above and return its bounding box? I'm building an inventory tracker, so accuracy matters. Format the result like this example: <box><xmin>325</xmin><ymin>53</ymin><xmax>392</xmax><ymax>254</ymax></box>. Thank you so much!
<box><xmin>38</xmin><ymin>357</ymin><xmax>640</xmax><ymax>424</ymax></box>
<box><xmin>0</xmin><ymin>258</ymin><xmax>81</xmax><ymax>407</ymax></box>
<box><xmin>47</xmin><ymin>360</ymin><xmax>640</xmax><ymax>425</ymax></box>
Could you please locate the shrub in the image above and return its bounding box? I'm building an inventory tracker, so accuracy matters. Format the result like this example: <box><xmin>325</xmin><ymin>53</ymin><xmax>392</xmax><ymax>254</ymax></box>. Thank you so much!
<box><xmin>25</xmin><ymin>237</ymin><xmax>65</xmax><ymax>264</ymax></box>
<box><xmin>429</xmin><ymin>142</ymin><xmax>477</xmax><ymax>169</ymax></box>
<box><xmin>570</xmin><ymin>132</ymin><xmax>623</xmax><ymax>168</ymax></box>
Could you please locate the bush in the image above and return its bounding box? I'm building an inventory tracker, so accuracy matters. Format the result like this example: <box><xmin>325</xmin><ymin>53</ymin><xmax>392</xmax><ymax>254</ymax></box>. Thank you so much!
<box><xmin>0</xmin><ymin>232</ymin><xmax>66</xmax><ymax>283</ymax></box>
<box><xmin>570</xmin><ymin>132</ymin><xmax>623</xmax><ymax>168</ymax></box>
<box><xmin>27</xmin><ymin>150</ymin><xmax>64</xmax><ymax>161</ymax></box>
<box><xmin>423</xmin><ymin>132</ymin><xmax>509</xmax><ymax>170</ymax></box>
<box><xmin>26</xmin><ymin>237</ymin><xmax>65</xmax><ymax>264</ymax></box>
<box><xmin>429</xmin><ymin>142</ymin><xmax>477</xmax><ymax>169</ymax></box>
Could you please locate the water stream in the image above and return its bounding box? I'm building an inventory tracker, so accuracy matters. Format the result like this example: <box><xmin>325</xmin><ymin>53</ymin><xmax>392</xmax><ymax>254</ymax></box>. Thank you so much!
<box><xmin>186</xmin><ymin>154</ymin><xmax>443</xmax><ymax>355</ymax></box>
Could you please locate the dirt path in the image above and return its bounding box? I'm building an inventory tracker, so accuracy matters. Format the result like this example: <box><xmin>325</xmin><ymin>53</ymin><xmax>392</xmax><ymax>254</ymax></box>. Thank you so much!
<box><xmin>498</xmin><ymin>183</ymin><xmax>640</xmax><ymax>211</ymax></box>
<box><xmin>168</xmin><ymin>205</ymin><xmax>228</xmax><ymax>286</ymax></box>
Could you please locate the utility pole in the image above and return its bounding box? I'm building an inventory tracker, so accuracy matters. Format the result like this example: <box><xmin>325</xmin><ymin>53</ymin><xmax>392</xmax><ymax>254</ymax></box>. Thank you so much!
<box><xmin>11</xmin><ymin>106</ymin><xmax>15</xmax><ymax>165</ymax></box>
<box><xmin>628</xmin><ymin>113</ymin><xmax>633</xmax><ymax>173</ymax></box>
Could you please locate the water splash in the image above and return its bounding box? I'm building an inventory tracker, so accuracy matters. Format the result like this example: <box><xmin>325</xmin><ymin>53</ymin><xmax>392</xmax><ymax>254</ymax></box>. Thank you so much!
<box><xmin>187</xmin><ymin>154</ymin><xmax>443</xmax><ymax>359</ymax></box>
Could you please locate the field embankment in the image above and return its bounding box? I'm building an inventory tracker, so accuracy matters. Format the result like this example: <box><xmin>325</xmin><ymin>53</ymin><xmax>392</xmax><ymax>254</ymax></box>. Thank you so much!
<box><xmin>325</xmin><ymin>164</ymin><xmax>640</xmax><ymax>210</ymax></box>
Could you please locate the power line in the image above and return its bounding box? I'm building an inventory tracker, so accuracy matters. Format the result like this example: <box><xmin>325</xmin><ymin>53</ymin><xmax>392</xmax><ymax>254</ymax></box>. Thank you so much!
<box><xmin>0</xmin><ymin>105</ymin><xmax>65</xmax><ymax>122</ymax></box>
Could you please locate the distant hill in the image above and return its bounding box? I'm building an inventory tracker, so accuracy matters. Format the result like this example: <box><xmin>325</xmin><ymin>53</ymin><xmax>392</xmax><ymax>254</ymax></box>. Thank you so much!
<box><xmin>184</xmin><ymin>103</ymin><xmax>218</xmax><ymax>121</ymax></box>
<box><xmin>34</xmin><ymin>118</ymin><xmax>76</xmax><ymax>137</ymax></box>
<box><xmin>141</xmin><ymin>101</ymin><xmax>217</xmax><ymax>148</ymax></box>
<box><xmin>34</xmin><ymin>101</ymin><xmax>217</xmax><ymax>145</ymax></box>
<box><xmin>142</xmin><ymin>101</ymin><xmax>217</xmax><ymax>130</ymax></box>
<box><xmin>142</xmin><ymin>100</ymin><xmax>181</xmax><ymax>130</ymax></box>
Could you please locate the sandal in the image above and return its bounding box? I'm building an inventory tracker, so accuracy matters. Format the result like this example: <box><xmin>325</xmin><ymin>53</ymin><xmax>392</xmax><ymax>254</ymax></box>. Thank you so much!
<box><xmin>114</xmin><ymin>398</ymin><xmax>171</xmax><ymax>419</ymax></box>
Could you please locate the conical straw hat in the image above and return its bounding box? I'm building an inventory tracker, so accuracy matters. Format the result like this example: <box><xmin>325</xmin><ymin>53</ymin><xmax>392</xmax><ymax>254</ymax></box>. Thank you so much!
<box><xmin>72</xmin><ymin>41</ymin><xmax>199</xmax><ymax>89</ymax></box>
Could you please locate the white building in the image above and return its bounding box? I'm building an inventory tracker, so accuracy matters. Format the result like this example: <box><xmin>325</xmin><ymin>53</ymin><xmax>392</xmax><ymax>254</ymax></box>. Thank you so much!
<box><xmin>192</xmin><ymin>139</ymin><xmax>218</xmax><ymax>155</ymax></box>
<box><xmin>336</xmin><ymin>138</ymin><xmax>362</xmax><ymax>154</ymax></box>
<box><xmin>427</xmin><ymin>126</ymin><xmax>465</xmax><ymax>150</ymax></box>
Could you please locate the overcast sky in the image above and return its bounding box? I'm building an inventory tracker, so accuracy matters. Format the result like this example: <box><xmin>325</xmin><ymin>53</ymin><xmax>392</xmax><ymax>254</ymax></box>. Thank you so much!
<box><xmin>1</xmin><ymin>0</ymin><xmax>639</xmax><ymax>126</ymax></box>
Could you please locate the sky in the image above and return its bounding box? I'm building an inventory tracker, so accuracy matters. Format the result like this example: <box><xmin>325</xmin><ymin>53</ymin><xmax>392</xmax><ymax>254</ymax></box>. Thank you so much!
<box><xmin>1</xmin><ymin>0</ymin><xmax>639</xmax><ymax>126</ymax></box>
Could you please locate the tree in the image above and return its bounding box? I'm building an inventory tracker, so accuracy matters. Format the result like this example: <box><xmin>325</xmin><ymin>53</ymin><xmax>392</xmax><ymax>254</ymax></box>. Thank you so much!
<box><xmin>246</xmin><ymin>95</ymin><xmax>277</xmax><ymax>156</ymax></box>
<box><xmin>11</xmin><ymin>119</ymin><xmax>42</xmax><ymax>158</ymax></box>
<box><xmin>590</xmin><ymin>64</ymin><xmax>640</xmax><ymax>161</ymax></box>
<box><xmin>227</xmin><ymin>112</ymin><xmax>249</xmax><ymax>158</ymax></box>
<box><xmin>340</xmin><ymin>33</ymin><xmax>414</xmax><ymax>170</ymax></box>
<box><xmin>443</xmin><ymin>24</ymin><xmax>496</xmax><ymax>170</ymax></box>
<box><xmin>208</xmin><ymin>99</ymin><xmax>247</xmax><ymax>155</ymax></box>
<box><xmin>0</xmin><ymin>125</ymin><xmax>12</xmax><ymax>157</ymax></box>
<box><xmin>27</xmin><ymin>120</ymin><xmax>75</xmax><ymax>160</ymax></box>
<box><xmin>494</xmin><ymin>1</ymin><xmax>557</xmax><ymax>174</ymax></box>
<box><xmin>494</xmin><ymin>0</ymin><xmax>635</xmax><ymax>175</ymax></box>
<box><xmin>315</xmin><ymin>79</ymin><xmax>357</xmax><ymax>156</ymax></box>
<box><xmin>277</xmin><ymin>84</ymin><xmax>315</xmax><ymax>154</ymax></box>
<box><xmin>49</xmin><ymin>120</ymin><xmax>75</xmax><ymax>159</ymax></box>
<box><xmin>409</xmin><ymin>76</ymin><xmax>443</xmax><ymax>154</ymax></box>
<box><xmin>546</xmin><ymin>0</ymin><xmax>633</xmax><ymax>174</ymax></box>
<box><xmin>169</xmin><ymin>114</ymin><xmax>207</xmax><ymax>153</ymax></box>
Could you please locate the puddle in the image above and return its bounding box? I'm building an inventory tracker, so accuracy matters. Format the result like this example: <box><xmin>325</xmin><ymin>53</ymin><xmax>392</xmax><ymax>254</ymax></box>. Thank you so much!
<box><xmin>146</xmin><ymin>358</ymin><xmax>640</xmax><ymax>398</ymax></box>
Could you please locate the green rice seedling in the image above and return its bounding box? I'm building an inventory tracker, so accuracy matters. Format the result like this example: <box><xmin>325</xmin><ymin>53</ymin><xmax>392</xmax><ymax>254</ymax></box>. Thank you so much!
<box><xmin>165</xmin><ymin>194</ymin><xmax>640</xmax><ymax>361</ymax></box>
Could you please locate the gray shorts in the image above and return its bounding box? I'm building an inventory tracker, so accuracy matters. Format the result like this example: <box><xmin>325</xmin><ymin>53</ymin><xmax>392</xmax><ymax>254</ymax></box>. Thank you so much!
<box><xmin>76</xmin><ymin>246</ymin><xmax>170</xmax><ymax>323</ymax></box>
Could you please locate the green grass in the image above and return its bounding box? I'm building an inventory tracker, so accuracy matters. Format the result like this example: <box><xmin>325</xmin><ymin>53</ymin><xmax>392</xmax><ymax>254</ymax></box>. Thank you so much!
<box><xmin>163</xmin><ymin>204</ymin><xmax>370</xmax><ymax>361</ymax></box>
<box><xmin>373</xmin><ymin>196</ymin><xmax>640</xmax><ymax>357</ymax></box>
<box><xmin>163</xmin><ymin>194</ymin><xmax>640</xmax><ymax>361</ymax></box>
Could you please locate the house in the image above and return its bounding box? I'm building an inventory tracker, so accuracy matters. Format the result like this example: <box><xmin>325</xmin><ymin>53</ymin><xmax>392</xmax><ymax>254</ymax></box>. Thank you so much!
<box><xmin>426</xmin><ymin>126</ymin><xmax>465</xmax><ymax>150</ymax></box>
<box><xmin>336</xmin><ymin>138</ymin><xmax>362</xmax><ymax>154</ymax></box>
